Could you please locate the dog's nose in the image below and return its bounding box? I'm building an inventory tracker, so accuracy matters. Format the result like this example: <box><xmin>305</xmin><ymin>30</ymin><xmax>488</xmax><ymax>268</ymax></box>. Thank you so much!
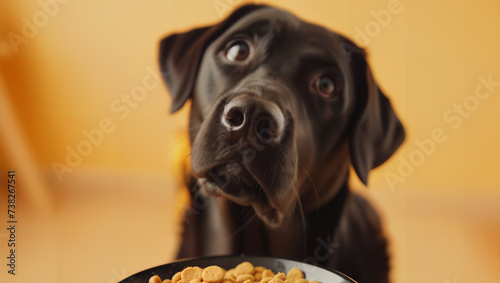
<box><xmin>222</xmin><ymin>95</ymin><xmax>285</xmax><ymax>143</ymax></box>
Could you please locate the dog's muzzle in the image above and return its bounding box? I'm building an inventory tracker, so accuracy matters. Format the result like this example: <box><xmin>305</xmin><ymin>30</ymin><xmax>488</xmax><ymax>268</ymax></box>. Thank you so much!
<box><xmin>190</xmin><ymin>90</ymin><xmax>298</xmax><ymax>226</ymax></box>
<box><xmin>221</xmin><ymin>94</ymin><xmax>285</xmax><ymax>145</ymax></box>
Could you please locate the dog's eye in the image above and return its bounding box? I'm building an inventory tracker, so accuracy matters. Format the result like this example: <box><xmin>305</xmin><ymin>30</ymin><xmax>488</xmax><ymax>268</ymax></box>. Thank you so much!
<box><xmin>313</xmin><ymin>75</ymin><xmax>338</xmax><ymax>98</ymax></box>
<box><xmin>225</xmin><ymin>41</ymin><xmax>250</xmax><ymax>62</ymax></box>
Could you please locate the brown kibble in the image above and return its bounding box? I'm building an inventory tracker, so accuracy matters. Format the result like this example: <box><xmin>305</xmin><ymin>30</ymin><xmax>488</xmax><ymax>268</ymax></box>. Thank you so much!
<box><xmin>150</xmin><ymin>275</ymin><xmax>162</xmax><ymax>283</ymax></box>
<box><xmin>254</xmin><ymin>272</ymin><xmax>262</xmax><ymax>281</ymax></box>
<box><xmin>286</xmin><ymin>268</ymin><xmax>303</xmax><ymax>280</ymax></box>
<box><xmin>222</xmin><ymin>279</ymin><xmax>237</xmax><ymax>283</ymax></box>
<box><xmin>236</xmin><ymin>274</ymin><xmax>254</xmax><ymax>282</ymax></box>
<box><xmin>254</xmin><ymin>266</ymin><xmax>266</xmax><ymax>273</ymax></box>
<box><xmin>202</xmin><ymin>265</ymin><xmax>225</xmax><ymax>283</ymax></box>
<box><xmin>172</xmin><ymin>272</ymin><xmax>182</xmax><ymax>283</ymax></box>
<box><xmin>181</xmin><ymin>267</ymin><xmax>203</xmax><ymax>282</ymax></box>
<box><xmin>162</xmin><ymin>280</ymin><xmax>173</xmax><ymax>283</ymax></box>
<box><xmin>261</xmin><ymin>269</ymin><xmax>275</xmax><ymax>279</ymax></box>
<box><xmin>274</xmin><ymin>272</ymin><xmax>286</xmax><ymax>280</ymax></box>
<box><xmin>268</xmin><ymin>278</ymin><xmax>285</xmax><ymax>283</ymax></box>
<box><xmin>260</xmin><ymin>278</ymin><xmax>273</xmax><ymax>283</ymax></box>
<box><xmin>190</xmin><ymin>279</ymin><xmax>202</xmax><ymax>283</ymax></box>
<box><xmin>225</xmin><ymin>269</ymin><xmax>237</xmax><ymax>279</ymax></box>
<box><xmin>235</xmin><ymin>261</ymin><xmax>255</xmax><ymax>275</ymax></box>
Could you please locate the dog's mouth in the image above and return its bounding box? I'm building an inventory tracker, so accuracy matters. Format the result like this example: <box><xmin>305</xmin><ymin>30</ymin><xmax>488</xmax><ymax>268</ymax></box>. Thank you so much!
<box><xmin>197</xmin><ymin>163</ymin><xmax>284</xmax><ymax>226</ymax></box>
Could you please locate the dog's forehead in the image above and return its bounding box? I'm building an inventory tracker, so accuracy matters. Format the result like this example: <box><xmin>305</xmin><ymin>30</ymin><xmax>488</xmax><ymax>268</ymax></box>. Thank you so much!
<box><xmin>229</xmin><ymin>7</ymin><xmax>302</xmax><ymax>32</ymax></box>
<box><xmin>222</xmin><ymin>7</ymin><xmax>347</xmax><ymax>57</ymax></box>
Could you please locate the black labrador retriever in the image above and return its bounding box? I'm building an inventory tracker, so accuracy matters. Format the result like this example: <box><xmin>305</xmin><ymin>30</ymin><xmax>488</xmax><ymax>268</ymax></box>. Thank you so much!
<box><xmin>159</xmin><ymin>4</ymin><xmax>404</xmax><ymax>283</ymax></box>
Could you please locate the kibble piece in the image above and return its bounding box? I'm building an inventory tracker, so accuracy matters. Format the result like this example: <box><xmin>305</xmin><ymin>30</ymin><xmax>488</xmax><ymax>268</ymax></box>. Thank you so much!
<box><xmin>286</xmin><ymin>268</ymin><xmax>303</xmax><ymax>280</ymax></box>
<box><xmin>255</xmin><ymin>266</ymin><xmax>266</xmax><ymax>273</ymax></box>
<box><xmin>309</xmin><ymin>281</ymin><xmax>320</xmax><ymax>283</ymax></box>
<box><xmin>254</xmin><ymin>272</ymin><xmax>262</xmax><ymax>281</ymax></box>
<box><xmin>172</xmin><ymin>272</ymin><xmax>182</xmax><ymax>283</ymax></box>
<box><xmin>181</xmin><ymin>267</ymin><xmax>203</xmax><ymax>282</ymax></box>
<box><xmin>261</xmin><ymin>269</ymin><xmax>275</xmax><ymax>279</ymax></box>
<box><xmin>236</xmin><ymin>274</ymin><xmax>254</xmax><ymax>282</ymax></box>
<box><xmin>260</xmin><ymin>278</ymin><xmax>273</xmax><ymax>283</ymax></box>
<box><xmin>150</xmin><ymin>275</ymin><xmax>162</xmax><ymax>283</ymax></box>
<box><xmin>225</xmin><ymin>269</ymin><xmax>237</xmax><ymax>279</ymax></box>
<box><xmin>235</xmin><ymin>261</ymin><xmax>255</xmax><ymax>275</ymax></box>
<box><xmin>162</xmin><ymin>280</ymin><xmax>173</xmax><ymax>283</ymax></box>
<box><xmin>268</xmin><ymin>278</ymin><xmax>285</xmax><ymax>283</ymax></box>
<box><xmin>202</xmin><ymin>265</ymin><xmax>225</xmax><ymax>283</ymax></box>
<box><xmin>222</xmin><ymin>279</ymin><xmax>237</xmax><ymax>283</ymax></box>
<box><xmin>274</xmin><ymin>273</ymin><xmax>286</xmax><ymax>280</ymax></box>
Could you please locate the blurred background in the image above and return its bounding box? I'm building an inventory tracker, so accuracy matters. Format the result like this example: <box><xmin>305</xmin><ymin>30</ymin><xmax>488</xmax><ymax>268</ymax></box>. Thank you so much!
<box><xmin>0</xmin><ymin>0</ymin><xmax>499</xmax><ymax>282</ymax></box>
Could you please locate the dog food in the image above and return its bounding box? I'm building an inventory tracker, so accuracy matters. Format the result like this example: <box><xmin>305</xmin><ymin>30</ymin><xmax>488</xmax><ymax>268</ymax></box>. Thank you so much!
<box><xmin>148</xmin><ymin>261</ymin><xmax>320</xmax><ymax>283</ymax></box>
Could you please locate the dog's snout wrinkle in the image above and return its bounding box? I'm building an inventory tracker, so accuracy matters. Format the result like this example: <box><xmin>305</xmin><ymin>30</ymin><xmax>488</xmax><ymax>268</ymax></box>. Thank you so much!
<box><xmin>222</xmin><ymin>94</ymin><xmax>285</xmax><ymax>144</ymax></box>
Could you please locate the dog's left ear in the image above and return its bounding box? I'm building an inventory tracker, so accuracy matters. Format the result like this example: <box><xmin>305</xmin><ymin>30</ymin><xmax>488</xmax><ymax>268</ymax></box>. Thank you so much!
<box><xmin>159</xmin><ymin>4</ymin><xmax>268</xmax><ymax>113</ymax></box>
<box><xmin>344</xmin><ymin>40</ymin><xmax>405</xmax><ymax>185</ymax></box>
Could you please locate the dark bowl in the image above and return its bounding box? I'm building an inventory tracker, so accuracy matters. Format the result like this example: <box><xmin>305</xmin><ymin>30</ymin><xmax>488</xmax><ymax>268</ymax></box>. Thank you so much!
<box><xmin>120</xmin><ymin>255</ymin><xmax>356</xmax><ymax>283</ymax></box>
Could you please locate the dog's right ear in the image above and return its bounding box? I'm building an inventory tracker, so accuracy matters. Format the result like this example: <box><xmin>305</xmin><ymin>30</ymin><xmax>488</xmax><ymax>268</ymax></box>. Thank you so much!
<box><xmin>159</xmin><ymin>4</ymin><xmax>268</xmax><ymax>113</ymax></box>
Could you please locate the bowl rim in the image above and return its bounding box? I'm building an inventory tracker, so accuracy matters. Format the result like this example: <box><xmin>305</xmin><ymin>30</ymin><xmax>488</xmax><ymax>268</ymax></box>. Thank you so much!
<box><xmin>120</xmin><ymin>254</ymin><xmax>357</xmax><ymax>283</ymax></box>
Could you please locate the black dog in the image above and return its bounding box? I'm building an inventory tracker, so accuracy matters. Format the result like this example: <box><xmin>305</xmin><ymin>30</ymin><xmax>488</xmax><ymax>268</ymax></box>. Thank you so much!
<box><xmin>159</xmin><ymin>4</ymin><xmax>404</xmax><ymax>283</ymax></box>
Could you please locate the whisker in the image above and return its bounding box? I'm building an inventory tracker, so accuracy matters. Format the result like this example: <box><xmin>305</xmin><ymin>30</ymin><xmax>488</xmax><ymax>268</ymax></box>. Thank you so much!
<box><xmin>291</xmin><ymin>178</ymin><xmax>308</xmax><ymax>258</ymax></box>
<box><xmin>187</xmin><ymin>123</ymin><xmax>202</xmax><ymax>134</ymax></box>
<box><xmin>292</xmin><ymin>178</ymin><xmax>307</xmax><ymax>232</ymax></box>
<box><xmin>298</xmin><ymin>163</ymin><xmax>320</xmax><ymax>210</ymax></box>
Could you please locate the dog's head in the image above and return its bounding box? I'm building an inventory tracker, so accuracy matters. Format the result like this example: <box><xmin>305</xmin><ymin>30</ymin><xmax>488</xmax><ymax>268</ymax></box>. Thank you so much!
<box><xmin>159</xmin><ymin>4</ymin><xmax>404</xmax><ymax>227</ymax></box>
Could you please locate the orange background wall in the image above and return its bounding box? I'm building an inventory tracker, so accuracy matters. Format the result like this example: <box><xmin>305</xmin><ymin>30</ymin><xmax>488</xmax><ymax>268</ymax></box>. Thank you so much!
<box><xmin>0</xmin><ymin>0</ymin><xmax>499</xmax><ymax>282</ymax></box>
